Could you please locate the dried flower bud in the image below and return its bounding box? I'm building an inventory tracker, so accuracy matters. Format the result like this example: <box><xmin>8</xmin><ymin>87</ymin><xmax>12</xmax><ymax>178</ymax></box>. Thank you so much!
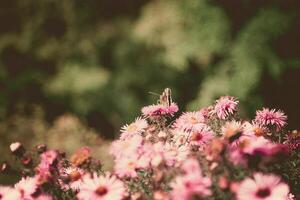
<box><xmin>230</xmin><ymin>181</ymin><xmax>240</xmax><ymax>193</ymax></box>
<box><xmin>22</xmin><ymin>155</ymin><xmax>33</xmax><ymax>167</ymax></box>
<box><xmin>10</xmin><ymin>142</ymin><xmax>25</xmax><ymax>157</ymax></box>
<box><xmin>0</xmin><ymin>162</ymin><xmax>10</xmax><ymax>173</ymax></box>
<box><xmin>70</xmin><ymin>147</ymin><xmax>91</xmax><ymax>167</ymax></box>
<box><xmin>218</xmin><ymin>176</ymin><xmax>229</xmax><ymax>189</ymax></box>
<box><xmin>36</xmin><ymin>144</ymin><xmax>47</xmax><ymax>154</ymax></box>
<box><xmin>209</xmin><ymin>162</ymin><xmax>218</xmax><ymax>171</ymax></box>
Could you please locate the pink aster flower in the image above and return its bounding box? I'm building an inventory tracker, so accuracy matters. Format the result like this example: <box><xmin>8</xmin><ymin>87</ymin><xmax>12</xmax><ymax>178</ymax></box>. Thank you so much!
<box><xmin>199</xmin><ymin>106</ymin><xmax>214</xmax><ymax>120</ymax></box>
<box><xmin>243</xmin><ymin>121</ymin><xmax>268</xmax><ymax>137</ymax></box>
<box><xmin>171</xmin><ymin>172</ymin><xmax>211</xmax><ymax>200</ymax></box>
<box><xmin>237</xmin><ymin>173</ymin><xmax>289</xmax><ymax>200</ymax></box>
<box><xmin>114</xmin><ymin>156</ymin><xmax>139</xmax><ymax>178</ymax></box>
<box><xmin>0</xmin><ymin>187</ymin><xmax>21</xmax><ymax>200</ymax></box>
<box><xmin>163</xmin><ymin>143</ymin><xmax>190</xmax><ymax>167</ymax></box>
<box><xmin>110</xmin><ymin>135</ymin><xmax>143</xmax><ymax>159</ymax></box>
<box><xmin>35</xmin><ymin>193</ymin><xmax>53</xmax><ymax>200</ymax></box>
<box><xmin>188</xmin><ymin>125</ymin><xmax>214</xmax><ymax>149</ymax></box>
<box><xmin>14</xmin><ymin>176</ymin><xmax>38</xmax><ymax>199</ymax></box>
<box><xmin>77</xmin><ymin>173</ymin><xmax>126</xmax><ymax>200</ymax></box>
<box><xmin>40</xmin><ymin>150</ymin><xmax>58</xmax><ymax>165</ymax></box>
<box><xmin>59</xmin><ymin>166</ymin><xmax>85</xmax><ymax>191</ymax></box>
<box><xmin>181</xmin><ymin>158</ymin><xmax>202</xmax><ymax>176</ymax></box>
<box><xmin>141</xmin><ymin>102</ymin><xmax>178</xmax><ymax>117</ymax></box>
<box><xmin>173</xmin><ymin>111</ymin><xmax>206</xmax><ymax>132</ymax></box>
<box><xmin>213</xmin><ymin>96</ymin><xmax>238</xmax><ymax>119</ymax></box>
<box><xmin>222</xmin><ymin>121</ymin><xmax>255</xmax><ymax>148</ymax></box>
<box><xmin>35</xmin><ymin>161</ymin><xmax>52</xmax><ymax>185</ymax></box>
<box><xmin>255</xmin><ymin>108</ymin><xmax>287</xmax><ymax>131</ymax></box>
<box><xmin>120</xmin><ymin>117</ymin><xmax>148</xmax><ymax>140</ymax></box>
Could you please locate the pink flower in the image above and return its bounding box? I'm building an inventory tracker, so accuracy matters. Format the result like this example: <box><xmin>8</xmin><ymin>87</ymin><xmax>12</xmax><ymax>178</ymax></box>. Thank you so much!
<box><xmin>242</xmin><ymin>121</ymin><xmax>268</xmax><ymax>137</ymax></box>
<box><xmin>198</xmin><ymin>106</ymin><xmax>214</xmax><ymax>120</ymax></box>
<box><xmin>255</xmin><ymin>108</ymin><xmax>287</xmax><ymax>131</ymax></box>
<box><xmin>163</xmin><ymin>143</ymin><xmax>190</xmax><ymax>167</ymax></box>
<box><xmin>141</xmin><ymin>103</ymin><xmax>178</xmax><ymax>117</ymax></box>
<box><xmin>213</xmin><ymin>96</ymin><xmax>238</xmax><ymax>119</ymax></box>
<box><xmin>181</xmin><ymin>158</ymin><xmax>202</xmax><ymax>176</ymax></box>
<box><xmin>59</xmin><ymin>166</ymin><xmax>85</xmax><ymax>191</ymax></box>
<box><xmin>229</xmin><ymin>136</ymin><xmax>288</xmax><ymax>167</ymax></box>
<box><xmin>120</xmin><ymin>117</ymin><xmax>148</xmax><ymax>140</ymax></box>
<box><xmin>110</xmin><ymin>135</ymin><xmax>143</xmax><ymax>159</ymax></box>
<box><xmin>77</xmin><ymin>173</ymin><xmax>126</xmax><ymax>200</ymax></box>
<box><xmin>35</xmin><ymin>162</ymin><xmax>52</xmax><ymax>185</ymax></box>
<box><xmin>222</xmin><ymin>121</ymin><xmax>254</xmax><ymax>148</ymax></box>
<box><xmin>35</xmin><ymin>193</ymin><xmax>53</xmax><ymax>200</ymax></box>
<box><xmin>188</xmin><ymin>125</ymin><xmax>214</xmax><ymax>149</ymax></box>
<box><xmin>40</xmin><ymin>150</ymin><xmax>58</xmax><ymax>165</ymax></box>
<box><xmin>237</xmin><ymin>173</ymin><xmax>289</xmax><ymax>200</ymax></box>
<box><xmin>114</xmin><ymin>156</ymin><xmax>138</xmax><ymax>178</ymax></box>
<box><xmin>171</xmin><ymin>172</ymin><xmax>211</xmax><ymax>200</ymax></box>
<box><xmin>0</xmin><ymin>187</ymin><xmax>21</xmax><ymax>200</ymax></box>
<box><xmin>14</xmin><ymin>176</ymin><xmax>38</xmax><ymax>199</ymax></box>
<box><xmin>173</xmin><ymin>111</ymin><xmax>206</xmax><ymax>132</ymax></box>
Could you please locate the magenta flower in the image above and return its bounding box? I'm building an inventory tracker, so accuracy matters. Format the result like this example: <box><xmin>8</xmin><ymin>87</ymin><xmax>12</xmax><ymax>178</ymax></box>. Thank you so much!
<box><xmin>255</xmin><ymin>108</ymin><xmax>287</xmax><ymax>131</ymax></box>
<box><xmin>77</xmin><ymin>173</ymin><xmax>126</xmax><ymax>200</ymax></box>
<box><xmin>141</xmin><ymin>102</ymin><xmax>178</xmax><ymax>117</ymax></box>
<box><xmin>213</xmin><ymin>96</ymin><xmax>238</xmax><ymax>119</ymax></box>
<box><xmin>237</xmin><ymin>173</ymin><xmax>289</xmax><ymax>200</ymax></box>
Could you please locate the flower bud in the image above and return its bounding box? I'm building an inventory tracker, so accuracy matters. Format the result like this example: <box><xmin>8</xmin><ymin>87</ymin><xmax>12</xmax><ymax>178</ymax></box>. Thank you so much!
<box><xmin>0</xmin><ymin>162</ymin><xmax>10</xmax><ymax>173</ymax></box>
<box><xmin>10</xmin><ymin>142</ymin><xmax>25</xmax><ymax>157</ymax></box>
<box><xmin>22</xmin><ymin>155</ymin><xmax>33</xmax><ymax>167</ymax></box>
<box><xmin>36</xmin><ymin>144</ymin><xmax>47</xmax><ymax>154</ymax></box>
<box><xmin>218</xmin><ymin>176</ymin><xmax>229</xmax><ymax>189</ymax></box>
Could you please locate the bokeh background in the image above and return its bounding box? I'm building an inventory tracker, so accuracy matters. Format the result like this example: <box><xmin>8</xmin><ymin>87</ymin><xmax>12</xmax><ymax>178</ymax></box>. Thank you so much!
<box><xmin>0</xmin><ymin>0</ymin><xmax>300</xmax><ymax>172</ymax></box>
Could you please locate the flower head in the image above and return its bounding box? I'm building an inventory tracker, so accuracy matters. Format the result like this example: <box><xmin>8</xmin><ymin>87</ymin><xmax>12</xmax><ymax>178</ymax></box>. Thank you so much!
<box><xmin>213</xmin><ymin>96</ymin><xmax>238</xmax><ymax>119</ymax></box>
<box><xmin>0</xmin><ymin>187</ymin><xmax>21</xmax><ymax>200</ymax></box>
<box><xmin>14</xmin><ymin>176</ymin><xmax>38</xmax><ymax>198</ymax></box>
<box><xmin>141</xmin><ymin>103</ymin><xmax>178</xmax><ymax>117</ymax></box>
<box><xmin>77</xmin><ymin>173</ymin><xmax>126</xmax><ymax>200</ymax></box>
<box><xmin>237</xmin><ymin>173</ymin><xmax>289</xmax><ymax>200</ymax></box>
<box><xmin>255</xmin><ymin>108</ymin><xmax>287</xmax><ymax>131</ymax></box>
<box><xmin>188</xmin><ymin>125</ymin><xmax>214</xmax><ymax>149</ymax></box>
<box><xmin>60</xmin><ymin>166</ymin><xmax>85</xmax><ymax>191</ymax></box>
<box><xmin>173</xmin><ymin>111</ymin><xmax>206</xmax><ymax>132</ymax></box>
<box><xmin>120</xmin><ymin>117</ymin><xmax>148</xmax><ymax>140</ymax></box>
<box><xmin>40</xmin><ymin>150</ymin><xmax>58</xmax><ymax>166</ymax></box>
<box><xmin>171</xmin><ymin>171</ymin><xmax>211</xmax><ymax>200</ymax></box>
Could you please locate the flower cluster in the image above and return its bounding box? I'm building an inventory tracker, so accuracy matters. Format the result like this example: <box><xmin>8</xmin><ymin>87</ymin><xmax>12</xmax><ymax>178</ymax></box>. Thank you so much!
<box><xmin>1</xmin><ymin>92</ymin><xmax>299</xmax><ymax>200</ymax></box>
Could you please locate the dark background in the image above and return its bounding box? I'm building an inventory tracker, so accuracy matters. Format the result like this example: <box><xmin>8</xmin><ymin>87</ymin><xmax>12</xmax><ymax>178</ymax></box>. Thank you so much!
<box><xmin>0</xmin><ymin>0</ymin><xmax>299</xmax><ymax>141</ymax></box>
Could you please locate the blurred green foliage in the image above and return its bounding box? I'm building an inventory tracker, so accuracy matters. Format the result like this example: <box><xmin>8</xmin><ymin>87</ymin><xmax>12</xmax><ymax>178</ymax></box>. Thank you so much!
<box><xmin>0</xmin><ymin>0</ymin><xmax>299</xmax><ymax>138</ymax></box>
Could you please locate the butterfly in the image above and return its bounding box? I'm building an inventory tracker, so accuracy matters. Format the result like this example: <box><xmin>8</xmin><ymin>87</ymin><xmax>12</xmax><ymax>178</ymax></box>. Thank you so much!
<box><xmin>158</xmin><ymin>88</ymin><xmax>172</xmax><ymax>107</ymax></box>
